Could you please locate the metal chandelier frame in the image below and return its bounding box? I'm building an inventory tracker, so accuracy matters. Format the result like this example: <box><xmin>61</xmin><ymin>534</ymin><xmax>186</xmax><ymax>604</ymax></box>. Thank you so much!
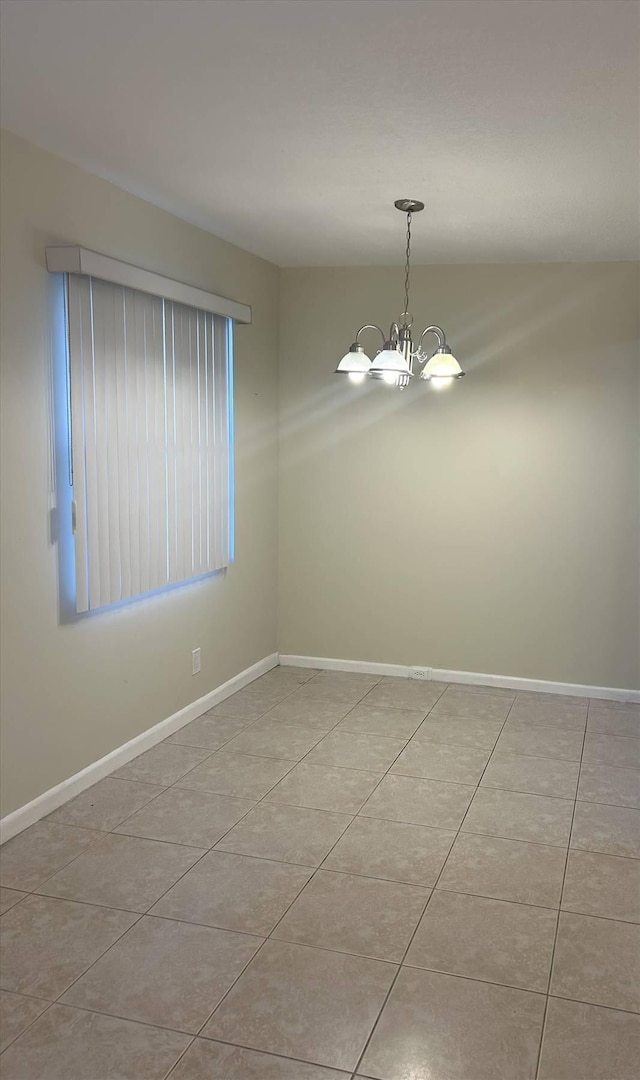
<box><xmin>335</xmin><ymin>199</ymin><xmax>464</xmax><ymax>389</ymax></box>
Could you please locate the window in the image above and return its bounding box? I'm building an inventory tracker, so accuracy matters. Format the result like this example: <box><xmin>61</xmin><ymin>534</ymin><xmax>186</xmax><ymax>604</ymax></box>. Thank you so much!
<box><xmin>64</xmin><ymin>273</ymin><xmax>234</xmax><ymax>612</ymax></box>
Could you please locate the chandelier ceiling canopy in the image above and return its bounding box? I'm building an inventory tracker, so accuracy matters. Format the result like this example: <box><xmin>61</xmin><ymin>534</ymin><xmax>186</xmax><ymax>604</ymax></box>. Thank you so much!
<box><xmin>335</xmin><ymin>199</ymin><xmax>464</xmax><ymax>390</ymax></box>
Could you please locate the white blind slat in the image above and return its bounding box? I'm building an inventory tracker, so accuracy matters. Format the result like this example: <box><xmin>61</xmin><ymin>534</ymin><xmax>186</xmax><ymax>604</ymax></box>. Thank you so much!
<box><xmin>123</xmin><ymin>287</ymin><xmax>141</xmax><ymax>599</ymax></box>
<box><xmin>147</xmin><ymin>296</ymin><xmax>165</xmax><ymax>593</ymax></box>
<box><xmin>114</xmin><ymin>287</ymin><xmax>131</xmax><ymax>600</ymax></box>
<box><xmin>67</xmin><ymin>278</ymin><xmax>89</xmax><ymax>613</ymax></box>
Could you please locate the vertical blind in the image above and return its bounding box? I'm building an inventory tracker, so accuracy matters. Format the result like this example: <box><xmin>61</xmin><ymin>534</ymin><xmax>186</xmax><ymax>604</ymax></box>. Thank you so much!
<box><xmin>66</xmin><ymin>273</ymin><xmax>233</xmax><ymax>613</ymax></box>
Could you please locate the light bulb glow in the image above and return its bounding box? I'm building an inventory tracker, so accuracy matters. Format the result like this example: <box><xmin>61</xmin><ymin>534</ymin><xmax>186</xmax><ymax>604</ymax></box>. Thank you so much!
<box><xmin>382</xmin><ymin>370</ymin><xmax>398</xmax><ymax>385</ymax></box>
<box><xmin>421</xmin><ymin>349</ymin><xmax>463</xmax><ymax>380</ymax></box>
<box><xmin>431</xmin><ymin>376</ymin><xmax>454</xmax><ymax>389</ymax></box>
<box><xmin>348</xmin><ymin>371</ymin><xmax>366</xmax><ymax>384</ymax></box>
<box><xmin>370</xmin><ymin>348</ymin><xmax>411</xmax><ymax>378</ymax></box>
<box><xmin>335</xmin><ymin>348</ymin><xmax>371</xmax><ymax>376</ymax></box>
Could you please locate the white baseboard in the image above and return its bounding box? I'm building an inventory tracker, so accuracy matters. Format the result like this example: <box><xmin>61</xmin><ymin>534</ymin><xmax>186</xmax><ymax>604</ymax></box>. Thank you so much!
<box><xmin>279</xmin><ymin>654</ymin><xmax>640</xmax><ymax>704</ymax></box>
<box><xmin>283</xmin><ymin>655</ymin><xmax>412</xmax><ymax>678</ymax></box>
<box><xmin>0</xmin><ymin>652</ymin><xmax>278</xmax><ymax>845</ymax></box>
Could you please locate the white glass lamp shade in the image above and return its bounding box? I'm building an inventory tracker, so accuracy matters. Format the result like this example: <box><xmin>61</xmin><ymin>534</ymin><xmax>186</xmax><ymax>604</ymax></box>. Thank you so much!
<box><xmin>335</xmin><ymin>344</ymin><xmax>371</xmax><ymax>377</ymax></box>
<box><xmin>369</xmin><ymin>345</ymin><xmax>412</xmax><ymax>381</ymax></box>
<box><xmin>421</xmin><ymin>346</ymin><xmax>464</xmax><ymax>380</ymax></box>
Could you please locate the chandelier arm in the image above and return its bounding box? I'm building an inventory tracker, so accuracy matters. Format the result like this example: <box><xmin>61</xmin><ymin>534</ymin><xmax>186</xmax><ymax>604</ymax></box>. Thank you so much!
<box><xmin>415</xmin><ymin>325</ymin><xmax>446</xmax><ymax>359</ymax></box>
<box><xmin>354</xmin><ymin>324</ymin><xmax>386</xmax><ymax>347</ymax></box>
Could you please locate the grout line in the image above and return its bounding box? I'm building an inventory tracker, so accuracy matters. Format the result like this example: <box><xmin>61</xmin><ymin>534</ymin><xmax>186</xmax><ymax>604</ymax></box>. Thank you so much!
<box><xmin>25</xmin><ymin>998</ymin><xmax>195</xmax><ymax>1037</ymax></box>
<box><xmin>12</xmin><ymin>854</ymin><xmax>640</xmax><ymax>927</ymax></box>
<box><xmin>29</xmin><ymin>776</ymin><xmax>278</xmax><ymax>1034</ymax></box>
<box><xmin>4</xmin><ymin>670</ymin><xmax>637</xmax><ymax>1072</ymax></box>
<box><xmin>6</xmin><ymin>829</ymin><xmax>115</xmax><ymax>895</ymax></box>
<box><xmin>348</xmin><ymin>692</ymin><xmax>521</xmax><ymax>1078</ymax></box>
<box><xmin>187</xmin><ymin>682</ymin><xmax>423</xmax><ymax>1051</ymax></box>
<box><xmin>22</xmin><ymin>716</ymin><xmax>309</xmax><ymax>1025</ymax></box>
<box><xmin>164</xmin><ymin>1035</ymin><xmax>354</xmax><ymax>1078</ymax></box>
<box><xmin>532</xmin><ymin>698</ymin><xmax>590</xmax><ymax>1079</ymax></box>
<box><xmin>579</xmin><ymin>759</ymin><xmax>640</xmax><ymax>773</ymax></box>
<box><xmin>0</xmin><ymin>999</ymin><xmax>56</xmax><ymax>1056</ymax></box>
<box><xmin>457</xmin><ymin>826</ymin><xmax>572</xmax><ymax>849</ymax></box>
<box><xmin>574</xmin><ymin>795</ymin><xmax>640</xmax><ymax>810</ymax></box>
<box><xmin>161</xmin><ymin>1035</ymin><xmax>197</xmax><ymax>1080</ymax></box>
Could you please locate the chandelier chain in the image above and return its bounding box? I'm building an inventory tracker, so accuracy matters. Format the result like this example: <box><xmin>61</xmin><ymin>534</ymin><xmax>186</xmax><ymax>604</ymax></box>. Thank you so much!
<box><xmin>403</xmin><ymin>212</ymin><xmax>412</xmax><ymax>318</ymax></box>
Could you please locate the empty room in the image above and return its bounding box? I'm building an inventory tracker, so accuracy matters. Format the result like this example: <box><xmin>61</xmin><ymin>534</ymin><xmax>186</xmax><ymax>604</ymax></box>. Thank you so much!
<box><xmin>0</xmin><ymin>1</ymin><xmax>638</xmax><ymax>1078</ymax></box>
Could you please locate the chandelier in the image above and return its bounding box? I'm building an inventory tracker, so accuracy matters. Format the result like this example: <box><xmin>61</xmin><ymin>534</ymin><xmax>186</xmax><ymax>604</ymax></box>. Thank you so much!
<box><xmin>335</xmin><ymin>199</ymin><xmax>464</xmax><ymax>389</ymax></box>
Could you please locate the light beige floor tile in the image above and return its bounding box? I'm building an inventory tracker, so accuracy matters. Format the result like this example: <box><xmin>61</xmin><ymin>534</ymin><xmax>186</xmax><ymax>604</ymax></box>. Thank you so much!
<box><xmin>481</xmin><ymin>751</ymin><xmax>579</xmax><ymax>799</ymax></box>
<box><xmin>518</xmin><ymin>692</ymin><xmax>589</xmax><ymax>707</ymax></box>
<box><xmin>507</xmin><ymin>700</ymin><xmax>587</xmax><ymax>730</ymax></box>
<box><xmin>588</xmin><ymin>700</ymin><xmax>640</xmax><ymax>713</ymax></box>
<box><xmin>578</xmin><ymin>762</ymin><xmax>640</xmax><ymax>808</ymax></box>
<box><xmin>323</xmin><ymin>816</ymin><xmax>456</xmax><ymax>887</ymax></box>
<box><xmin>61</xmin><ymin>915</ymin><xmax>261</xmax><ymax>1033</ymax></box>
<box><xmin>463</xmin><ymin>787</ymin><xmax>574</xmax><ymax>846</ymax></box>
<box><xmin>414</xmin><ymin>714</ymin><xmax>503</xmax><ymax>750</ymax></box>
<box><xmin>264</xmin><ymin>762</ymin><xmax>381</xmax><ymax>813</ymax></box>
<box><xmin>215</xmin><ymin>803</ymin><xmax>351</xmax><ymax>866</ymax></box>
<box><xmin>150</xmin><ymin>850</ymin><xmax>312</xmax><ymax>934</ymax></box>
<box><xmin>0</xmin><ymin>1003</ymin><xmax>190</xmax><ymax>1080</ymax></box>
<box><xmin>175</xmin><ymin>751</ymin><xmax>294</xmax><ymax>800</ymax></box>
<box><xmin>208</xmin><ymin>687</ymin><xmax>288</xmax><ymax>720</ymax></box>
<box><xmin>442</xmin><ymin>682</ymin><xmax>517</xmax><ymax>701</ymax></box>
<box><xmin>583</xmin><ymin>733</ymin><xmax>640</xmax><ymax>769</ymax></box>
<box><xmin>406</xmin><ymin>890</ymin><xmax>556</xmax><ymax>991</ymax></box>
<box><xmin>551</xmin><ymin>911</ymin><xmax>640</xmax><ymax>1012</ymax></box>
<box><xmin>562</xmin><ymin>849</ymin><xmax>640</xmax><ymax>923</ymax></box>
<box><xmin>273</xmin><ymin>870</ymin><xmax>428</xmax><ymax>962</ymax></box>
<box><xmin>587</xmin><ymin>707</ymin><xmax>640</xmax><ymax>738</ymax></box>
<box><xmin>439</xmin><ymin>833</ymin><xmax>566</xmax><ymax>907</ymax></box>
<box><xmin>304</xmin><ymin>731</ymin><xmax>406</xmax><ymax>772</ymax></box>
<box><xmin>430</xmin><ymin>690</ymin><xmax>512</xmax><ymax>723</ymax></box>
<box><xmin>495</xmin><ymin>725</ymin><xmax>584</xmax><ymax>761</ymax></box>
<box><xmin>294</xmin><ymin>672</ymin><xmax>380</xmax><ymax>705</ymax></box>
<box><xmin>166</xmin><ymin>714</ymin><xmax>251</xmax><ymax>748</ymax></box>
<box><xmin>222</xmin><ymin>719</ymin><xmax>325</xmax><ymax>760</ymax></box>
<box><xmin>276</xmin><ymin>665</ymin><xmax>320</xmax><ymax>681</ymax></box>
<box><xmin>336</xmin><ymin>703</ymin><xmax>425</xmax><ymax>739</ymax></box>
<box><xmin>47</xmin><ymin>777</ymin><xmax>164</xmax><ymax>831</ymax></box>
<box><xmin>36</xmin><ymin>833</ymin><xmax>205</xmax><ymax>912</ymax></box>
<box><xmin>113</xmin><ymin>787</ymin><xmax>253</xmax><ymax>847</ymax></box>
<box><xmin>251</xmin><ymin>669</ymin><xmax>316</xmax><ymax>693</ymax></box>
<box><xmin>203</xmin><ymin>939</ymin><xmax>395</xmax><ymax>1072</ymax></box>
<box><xmin>359</xmin><ymin>677</ymin><xmax>445</xmax><ymax>711</ymax></box>
<box><xmin>360</xmin><ymin>967</ymin><xmax>545</xmax><ymax>1080</ymax></box>
<box><xmin>112</xmin><ymin>743</ymin><xmax>212</xmax><ymax>785</ymax></box>
<box><xmin>0</xmin><ymin>894</ymin><xmax>137</xmax><ymax>998</ymax></box>
<box><xmin>361</xmin><ymin>774</ymin><xmax>474</xmax><ymax>829</ymax></box>
<box><xmin>170</xmin><ymin>1039</ymin><xmax>349</xmax><ymax>1079</ymax></box>
<box><xmin>391</xmin><ymin>740</ymin><xmax>490</xmax><ymax>784</ymax></box>
<box><xmin>571</xmin><ymin>801</ymin><xmax>640</xmax><ymax>857</ymax></box>
<box><xmin>262</xmin><ymin>695</ymin><xmax>351</xmax><ymax>730</ymax></box>
<box><xmin>538</xmin><ymin>997</ymin><xmax>640</xmax><ymax>1080</ymax></box>
<box><xmin>0</xmin><ymin>821</ymin><xmax>104</xmax><ymax>891</ymax></box>
<box><xmin>0</xmin><ymin>992</ymin><xmax>49</xmax><ymax>1053</ymax></box>
<box><xmin>0</xmin><ymin>887</ymin><xmax>27</xmax><ymax>915</ymax></box>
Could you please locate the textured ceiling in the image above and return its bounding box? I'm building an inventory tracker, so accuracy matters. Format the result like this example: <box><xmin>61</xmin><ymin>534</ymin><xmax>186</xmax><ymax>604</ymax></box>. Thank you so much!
<box><xmin>1</xmin><ymin>0</ymin><xmax>638</xmax><ymax>266</ymax></box>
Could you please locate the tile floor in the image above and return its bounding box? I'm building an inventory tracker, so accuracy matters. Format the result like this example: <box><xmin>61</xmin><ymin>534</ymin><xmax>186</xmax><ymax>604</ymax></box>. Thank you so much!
<box><xmin>1</xmin><ymin>666</ymin><xmax>639</xmax><ymax>1079</ymax></box>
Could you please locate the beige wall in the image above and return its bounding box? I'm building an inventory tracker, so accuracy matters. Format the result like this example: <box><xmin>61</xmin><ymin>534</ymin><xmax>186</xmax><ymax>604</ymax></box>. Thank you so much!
<box><xmin>2</xmin><ymin>131</ymin><xmax>638</xmax><ymax>819</ymax></box>
<box><xmin>0</xmin><ymin>131</ymin><xmax>280</xmax><ymax>816</ymax></box>
<box><xmin>278</xmin><ymin>264</ymin><xmax>640</xmax><ymax>690</ymax></box>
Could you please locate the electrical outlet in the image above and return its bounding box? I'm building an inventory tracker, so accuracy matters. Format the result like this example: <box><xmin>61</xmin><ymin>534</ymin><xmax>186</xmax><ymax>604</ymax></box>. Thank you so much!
<box><xmin>410</xmin><ymin>667</ymin><xmax>429</xmax><ymax>680</ymax></box>
<box><xmin>192</xmin><ymin>648</ymin><xmax>201</xmax><ymax>675</ymax></box>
